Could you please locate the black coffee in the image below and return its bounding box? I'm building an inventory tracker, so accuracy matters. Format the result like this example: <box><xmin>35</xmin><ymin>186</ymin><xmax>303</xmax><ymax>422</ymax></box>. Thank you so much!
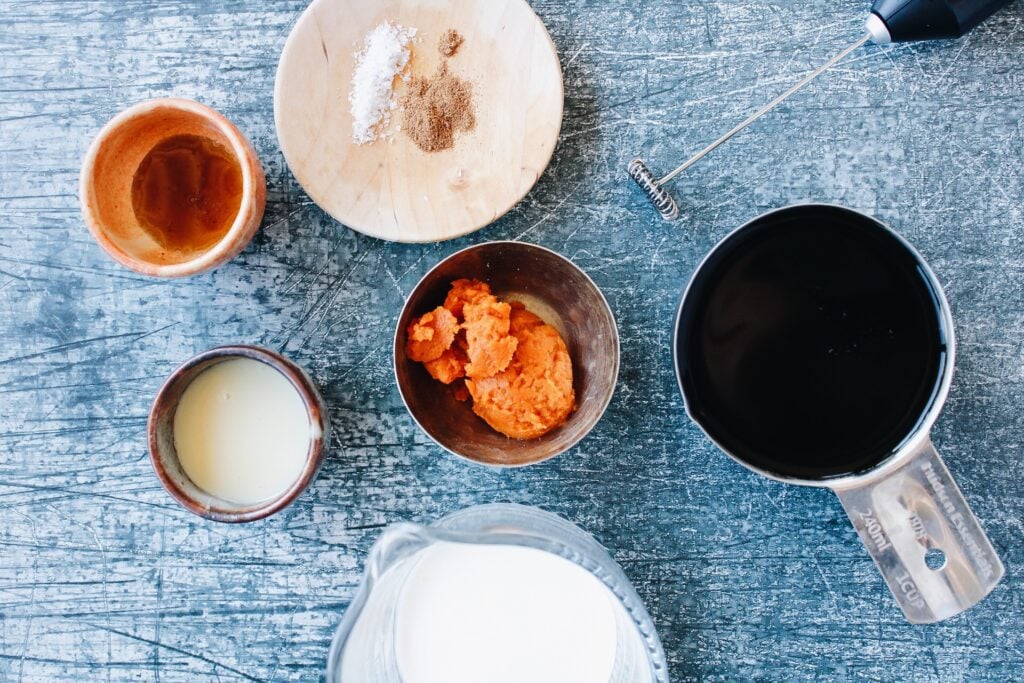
<box><xmin>677</xmin><ymin>205</ymin><xmax>947</xmax><ymax>480</ymax></box>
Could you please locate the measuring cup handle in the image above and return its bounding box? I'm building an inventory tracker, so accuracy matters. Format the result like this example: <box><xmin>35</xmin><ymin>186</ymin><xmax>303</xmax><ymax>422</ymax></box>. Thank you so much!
<box><xmin>833</xmin><ymin>439</ymin><xmax>1004</xmax><ymax>623</ymax></box>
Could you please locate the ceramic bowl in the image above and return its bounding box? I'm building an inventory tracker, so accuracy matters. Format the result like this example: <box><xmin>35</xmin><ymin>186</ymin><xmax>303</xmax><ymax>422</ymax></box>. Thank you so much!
<box><xmin>395</xmin><ymin>241</ymin><xmax>619</xmax><ymax>466</ymax></box>
<box><xmin>80</xmin><ymin>98</ymin><xmax>266</xmax><ymax>278</ymax></box>
<box><xmin>148</xmin><ymin>346</ymin><xmax>329</xmax><ymax>523</ymax></box>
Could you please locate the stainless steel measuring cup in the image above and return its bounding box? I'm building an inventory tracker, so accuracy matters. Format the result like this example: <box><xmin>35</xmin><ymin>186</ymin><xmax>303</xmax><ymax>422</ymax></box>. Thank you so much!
<box><xmin>674</xmin><ymin>204</ymin><xmax>1004</xmax><ymax>623</ymax></box>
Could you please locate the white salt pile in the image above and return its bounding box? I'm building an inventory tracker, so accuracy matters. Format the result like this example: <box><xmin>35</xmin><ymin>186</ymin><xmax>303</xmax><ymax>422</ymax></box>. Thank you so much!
<box><xmin>349</xmin><ymin>22</ymin><xmax>416</xmax><ymax>145</ymax></box>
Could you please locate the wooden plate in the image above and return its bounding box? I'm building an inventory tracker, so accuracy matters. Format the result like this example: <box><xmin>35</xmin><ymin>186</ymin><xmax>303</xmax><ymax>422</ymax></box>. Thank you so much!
<box><xmin>274</xmin><ymin>0</ymin><xmax>564</xmax><ymax>243</ymax></box>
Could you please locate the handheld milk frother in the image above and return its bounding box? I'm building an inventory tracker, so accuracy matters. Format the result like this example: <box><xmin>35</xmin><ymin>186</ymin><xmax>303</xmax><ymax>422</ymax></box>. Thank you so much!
<box><xmin>628</xmin><ymin>0</ymin><xmax>1015</xmax><ymax>220</ymax></box>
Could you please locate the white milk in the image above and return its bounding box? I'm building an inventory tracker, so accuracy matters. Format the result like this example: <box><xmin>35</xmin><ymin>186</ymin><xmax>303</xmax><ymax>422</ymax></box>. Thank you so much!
<box><xmin>394</xmin><ymin>542</ymin><xmax>620</xmax><ymax>683</ymax></box>
<box><xmin>173</xmin><ymin>358</ymin><xmax>310</xmax><ymax>505</ymax></box>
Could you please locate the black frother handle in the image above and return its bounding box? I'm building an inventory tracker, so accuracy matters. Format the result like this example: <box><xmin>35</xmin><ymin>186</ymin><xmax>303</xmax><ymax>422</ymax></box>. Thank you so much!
<box><xmin>870</xmin><ymin>0</ymin><xmax>1014</xmax><ymax>42</ymax></box>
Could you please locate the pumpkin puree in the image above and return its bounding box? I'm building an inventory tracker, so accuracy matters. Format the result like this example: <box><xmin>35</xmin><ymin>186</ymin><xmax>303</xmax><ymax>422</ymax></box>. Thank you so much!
<box><xmin>406</xmin><ymin>279</ymin><xmax>574</xmax><ymax>439</ymax></box>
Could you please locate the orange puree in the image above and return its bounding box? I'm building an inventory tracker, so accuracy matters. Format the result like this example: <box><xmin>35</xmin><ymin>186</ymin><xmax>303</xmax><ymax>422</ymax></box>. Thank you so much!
<box><xmin>407</xmin><ymin>306</ymin><xmax>459</xmax><ymax>363</ymax></box>
<box><xmin>405</xmin><ymin>279</ymin><xmax>575</xmax><ymax>439</ymax></box>
<box><xmin>463</xmin><ymin>299</ymin><xmax>517</xmax><ymax>379</ymax></box>
<box><xmin>444</xmin><ymin>278</ymin><xmax>492</xmax><ymax>318</ymax></box>
<box><xmin>423</xmin><ymin>347</ymin><xmax>467</xmax><ymax>384</ymax></box>
<box><xmin>466</xmin><ymin>304</ymin><xmax>575</xmax><ymax>439</ymax></box>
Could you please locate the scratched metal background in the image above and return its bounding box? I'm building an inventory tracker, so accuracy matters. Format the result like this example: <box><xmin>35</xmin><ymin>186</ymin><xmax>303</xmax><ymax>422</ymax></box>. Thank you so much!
<box><xmin>1</xmin><ymin>0</ymin><xmax>1022</xmax><ymax>681</ymax></box>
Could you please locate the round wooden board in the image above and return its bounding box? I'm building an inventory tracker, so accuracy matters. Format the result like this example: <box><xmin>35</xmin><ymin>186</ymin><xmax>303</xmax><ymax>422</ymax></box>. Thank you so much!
<box><xmin>274</xmin><ymin>0</ymin><xmax>564</xmax><ymax>243</ymax></box>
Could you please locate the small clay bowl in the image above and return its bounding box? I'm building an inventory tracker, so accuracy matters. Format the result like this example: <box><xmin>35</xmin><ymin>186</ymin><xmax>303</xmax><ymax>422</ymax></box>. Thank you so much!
<box><xmin>148</xmin><ymin>346</ymin><xmax>329</xmax><ymax>523</ymax></box>
<box><xmin>80</xmin><ymin>98</ymin><xmax>266</xmax><ymax>278</ymax></box>
<box><xmin>395</xmin><ymin>241</ymin><xmax>619</xmax><ymax>467</ymax></box>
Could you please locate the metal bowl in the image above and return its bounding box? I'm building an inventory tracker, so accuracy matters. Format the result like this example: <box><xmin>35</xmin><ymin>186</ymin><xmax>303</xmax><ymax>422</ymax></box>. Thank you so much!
<box><xmin>395</xmin><ymin>241</ymin><xmax>619</xmax><ymax>467</ymax></box>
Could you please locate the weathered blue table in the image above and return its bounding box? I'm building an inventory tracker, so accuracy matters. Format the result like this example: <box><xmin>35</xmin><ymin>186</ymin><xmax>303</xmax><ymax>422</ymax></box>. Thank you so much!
<box><xmin>1</xmin><ymin>1</ymin><xmax>1022</xmax><ymax>680</ymax></box>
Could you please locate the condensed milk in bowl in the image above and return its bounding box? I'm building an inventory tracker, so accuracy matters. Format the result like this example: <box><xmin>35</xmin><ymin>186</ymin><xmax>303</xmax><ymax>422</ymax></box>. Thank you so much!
<box><xmin>148</xmin><ymin>346</ymin><xmax>328</xmax><ymax>522</ymax></box>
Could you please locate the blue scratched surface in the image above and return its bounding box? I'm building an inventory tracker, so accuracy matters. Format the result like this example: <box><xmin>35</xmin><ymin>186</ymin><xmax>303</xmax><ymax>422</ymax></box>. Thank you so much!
<box><xmin>1</xmin><ymin>0</ymin><xmax>1022</xmax><ymax>681</ymax></box>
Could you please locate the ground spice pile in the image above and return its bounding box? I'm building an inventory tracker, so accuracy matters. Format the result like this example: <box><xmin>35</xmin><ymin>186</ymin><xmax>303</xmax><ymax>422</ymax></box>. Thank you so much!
<box><xmin>439</xmin><ymin>29</ymin><xmax>464</xmax><ymax>57</ymax></box>
<box><xmin>400</xmin><ymin>30</ymin><xmax>475</xmax><ymax>152</ymax></box>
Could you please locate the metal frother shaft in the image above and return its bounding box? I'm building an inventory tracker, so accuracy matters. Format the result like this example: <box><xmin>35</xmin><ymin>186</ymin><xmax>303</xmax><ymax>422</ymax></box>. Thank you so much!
<box><xmin>630</xmin><ymin>0</ymin><xmax>1014</xmax><ymax>221</ymax></box>
<box><xmin>628</xmin><ymin>34</ymin><xmax>868</xmax><ymax>221</ymax></box>
<box><xmin>629</xmin><ymin>34</ymin><xmax>869</xmax><ymax>222</ymax></box>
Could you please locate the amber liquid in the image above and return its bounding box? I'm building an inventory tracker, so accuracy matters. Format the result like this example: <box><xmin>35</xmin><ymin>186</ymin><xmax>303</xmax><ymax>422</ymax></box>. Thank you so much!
<box><xmin>131</xmin><ymin>134</ymin><xmax>243</xmax><ymax>254</ymax></box>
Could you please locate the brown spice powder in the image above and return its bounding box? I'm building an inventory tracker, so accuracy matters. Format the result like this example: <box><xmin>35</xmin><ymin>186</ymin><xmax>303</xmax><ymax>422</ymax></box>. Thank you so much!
<box><xmin>439</xmin><ymin>29</ymin><xmax>464</xmax><ymax>57</ymax></box>
<box><xmin>400</xmin><ymin>30</ymin><xmax>475</xmax><ymax>153</ymax></box>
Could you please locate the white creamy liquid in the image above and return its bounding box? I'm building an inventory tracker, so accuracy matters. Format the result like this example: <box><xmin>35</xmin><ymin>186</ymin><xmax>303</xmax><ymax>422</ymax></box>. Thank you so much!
<box><xmin>394</xmin><ymin>542</ymin><xmax>620</xmax><ymax>683</ymax></box>
<box><xmin>173</xmin><ymin>358</ymin><xmax>310</xmax><ymax>505</ymax></box>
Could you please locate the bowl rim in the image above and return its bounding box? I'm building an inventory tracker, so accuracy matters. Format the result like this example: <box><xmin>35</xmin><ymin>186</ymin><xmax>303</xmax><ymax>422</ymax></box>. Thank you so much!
<box><xmin>79</xmin><ymin>97</ymin><xmax>266</xmax><ymax>278</ymax></box>
<box><xmin>393</xmin><ymin>240</ymin><xmax>620</xmax><ymax>468</ymax></box>
<box><xmin>147</xmin><ymin>345</ymin><xmax>329</xmax><ymax>523</ymax></box>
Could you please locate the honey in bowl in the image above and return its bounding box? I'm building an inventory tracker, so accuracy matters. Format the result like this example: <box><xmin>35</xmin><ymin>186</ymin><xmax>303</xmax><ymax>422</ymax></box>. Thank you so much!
<box><xmin>131</xmin><ymin>133</ymin><xmax>243</xmax><ymax>255</ymax></box>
